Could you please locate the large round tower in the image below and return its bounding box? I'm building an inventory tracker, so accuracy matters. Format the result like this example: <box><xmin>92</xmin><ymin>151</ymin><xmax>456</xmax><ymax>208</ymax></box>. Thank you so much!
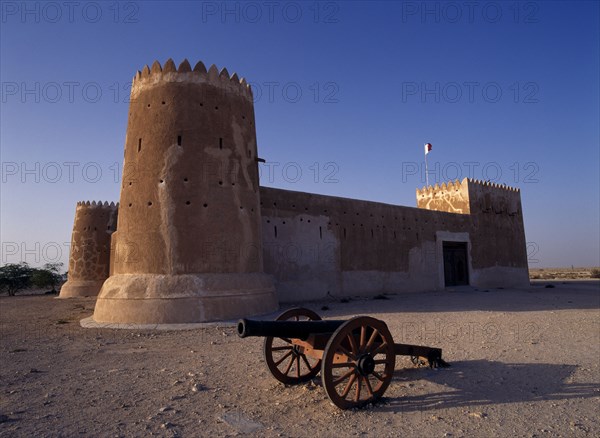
<box><xmin>93</xmin><ymin>59</ymin><xmax>277</xmax><ymax>323</ymax></box>
<box><xmin>59</xmin><ymin>201</ymin><xmax>118</xmax><ymax>298</ymax></box>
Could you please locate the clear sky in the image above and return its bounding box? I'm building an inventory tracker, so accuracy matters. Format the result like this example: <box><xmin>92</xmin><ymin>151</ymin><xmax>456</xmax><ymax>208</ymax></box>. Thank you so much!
<box><xmin>1</xmin><ymin>1</ymin><xmax>599</xmax><ymax>269</ymax></box>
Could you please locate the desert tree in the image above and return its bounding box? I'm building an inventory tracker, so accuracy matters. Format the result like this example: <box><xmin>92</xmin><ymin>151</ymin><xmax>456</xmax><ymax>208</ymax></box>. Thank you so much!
<box><xmin>0</xmin><ymin>263</ymin><xmax>33</xmax><ymax>296</ymax></box>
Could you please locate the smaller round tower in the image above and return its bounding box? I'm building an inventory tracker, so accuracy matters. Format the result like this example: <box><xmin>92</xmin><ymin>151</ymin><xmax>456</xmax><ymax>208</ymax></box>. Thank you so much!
<box><xmin>59</xmin><ymin>201</ymin><xmax>118</xmax><ymax>298</ymax></box>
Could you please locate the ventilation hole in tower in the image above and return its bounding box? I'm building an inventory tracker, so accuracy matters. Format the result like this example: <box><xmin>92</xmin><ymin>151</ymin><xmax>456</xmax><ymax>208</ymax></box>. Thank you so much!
<box><xmin>231</xmin><ymin>182</ymin><xmax>235</xmax><ymax>186</ymax></box>
<box><xmin>273</xmin><ymin>202</ymin><xmax>277</xmax><ymax>206</ymax></box>
<box><xmin>215</xmin><ymin>106</ymin><xmax>219</xmax><ymax>110</ymax></box>
<box><xmin>129</xmin><ymin>182</ymin><xmax>132</xmax><ymax>186</ymax></box>
<box><xmin>282</xmin><ymin>221</ymin><xmax>286</xmax><ymax>224</ymax></box>
<box><xmin>324</xmin><ymin>209</ymin><xmax>328</xmax><ymax>213</ymax></box>
<box><xmin>343</xmin><ymin>228</ymin><xmax>347</xmax><ymax>239</ymax></box>
<box><xmin>219</xmin><ymin>181</ymin><xmax>223</xmax><ymax>186</ymax></box>
<box><xmin>251</xmin><ymin>208</ymin><xmax>254</xmax><ymax>213</ymax></box>
<box><xmin>186</xmin><ymin>201</ymin><xmax>191</xmax><ymax>205</ymax></box>
<box><xmin>239</xmin><ymin>206</ymin><xmax>243</xmax><ymax>210</ymax></box>
<box><xmin>356</xmin><ymin>212</ymin><xmax>359</xmax><ymax>216</ymax></box>
<box><xmin>147</xmin><ymin>201</ymin><xmax>152</xmax><ymax>206</ymax></box>
<box><xmin>94</xmin><ymin>227</ymin><xmax>97</xmax><ymax>231</ymax></box>
<box><xmin>371</xmin><ymin>229</ymin><xmax>374</xmax><ymax>238</ymax></box>
<box><xmin>394</xmin><ymin>231</ymin><xmax>397</xmax><ymax>239</ymax></box>
<box><xmin>242</xmin><ymin>115</ymin><xmax>246</xmax><ymax>119</ymax></box>
<box><xmin>219</xmin><ymin>138</ymin><xmax>223</xmax><ymax>149</ymax></box>
<box><xmin>147</xmin><ymin>104</ymin><xmax>150</xmax><ymax>108</ymax></box>
<box><xmin>159</xmin><ymin>179</ymin><xmax>164</xmax><ymax>184</ymax></box>
<box><xmin>200</xmin><ymin>103</ymin><xmax>204</xmax><ymax>107</ymax></box>
<box><xmin>177</xmin><ymin>135</ymin><xmax>182</xmax><ymax>146</ymax></box>
<box><xmin>416</xmin><ymin>232</ymin><xmax>419</xmax><ymax>240</ymax></box>
<box><xmin>343</xmin><ymin>211</ymin><xmax>347</xmax><ymax>215</ymax></box>
<box><xmin>128</xmin><ymin>203</ymin><xmax>132</xmax><ymax>207</ymax></box>
<box><xmin>247</xmin><ymin>149</ymin><xmax>251</xmax><ymax>158</ymax></box>
<box><xmin>319</xmin><ymin>226</ymin><xmax>322</xmax><ymax>239</ymax></box>
<box><xmin>107</xmin><ymin>225</ymin><xmax>111</xmax><ymax>230</ymax></box>
<box><xmin>184</xmin><ymin>178</ymin><xmax>188</xmax><ymax>182</ymax></box>
<box><xmin>274</xmin><ymin>226</ymin><xmax>278</xmax><ymax>238</ymax></box>
<box><xmin>300</xmin><ymin>218</ymin><xmax>303</xmax><ymax>222</ymax></box>
<box><xmin>292</xmin><ymin>204</ymin><xmax>296</xmax><ymax>208</ymax></box>
<box><xmin>307</xmin><ymin>219</ymin><xmax>311</xmax><ymax>223</ymax></box>
<box><xmin>203</xmin><ymin>203</ymin><xmax>208</xmax><ymax>208</ymax></box>
<box><xmin>305</xmin><ymin>207</ymin><xmax>308</xmax><ymax>211</ymax></box>
<box><xmin>162</xmin><ymin>101</ymin><xmax>165</xmax><ymax>105</ymax></box>
<box><xmin>267</xmin><ymin>219</ymin><xmax>270</xmax><ymax>223</ymax></box>
<box><xmin>138</xmin><ymin>138</ymin><xmax>142</xmax><ymax>152</ymax></box>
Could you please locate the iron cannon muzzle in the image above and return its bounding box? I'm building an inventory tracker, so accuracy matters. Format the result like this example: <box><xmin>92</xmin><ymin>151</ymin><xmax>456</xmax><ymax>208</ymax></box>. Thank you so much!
<box><xmin>237</xmin><ymin>318</ymin><xmax>346</xmax><ymax>340</ymax></box>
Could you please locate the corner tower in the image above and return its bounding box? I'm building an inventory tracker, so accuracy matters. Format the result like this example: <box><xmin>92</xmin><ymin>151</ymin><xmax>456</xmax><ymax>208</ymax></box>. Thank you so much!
<box><xmin>59</xmin><ymin>201</ymin><xmax>118</xmax><ymax>298</ymax></box>
<box><xmin>93</xmin><ymin>59</ymin><xmax>277</xmax><ymax>323</ymax></box>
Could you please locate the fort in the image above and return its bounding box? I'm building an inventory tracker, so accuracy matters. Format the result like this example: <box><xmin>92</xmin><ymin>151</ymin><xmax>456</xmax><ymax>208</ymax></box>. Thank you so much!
<box><xmin>60</xmin><ymin>59</ymin><xmax>529</xmax><ymax>323</ymax></box>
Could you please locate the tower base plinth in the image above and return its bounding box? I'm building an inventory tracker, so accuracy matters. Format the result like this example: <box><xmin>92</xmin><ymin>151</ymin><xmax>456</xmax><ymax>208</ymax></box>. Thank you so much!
<box><xmin>59</xmin><ymin>280</ymin><xmax>105</xmax><ymax>298</ymax></box>
<box><xmin>93</xmin><ymin>273</ymin><xmax>278</xmax><ymax>324</ymax></box>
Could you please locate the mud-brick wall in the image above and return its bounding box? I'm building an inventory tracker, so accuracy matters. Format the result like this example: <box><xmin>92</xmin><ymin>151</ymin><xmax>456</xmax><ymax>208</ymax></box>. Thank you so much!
<box><xmin>259</xmin><ymin>187</ymin><xmax>471</xmax><ymax>302</ymax></box>
<box><xmin>466</xmin><ymin>182</ymin><xmax>529</xmax><ymax>287</ymax></box>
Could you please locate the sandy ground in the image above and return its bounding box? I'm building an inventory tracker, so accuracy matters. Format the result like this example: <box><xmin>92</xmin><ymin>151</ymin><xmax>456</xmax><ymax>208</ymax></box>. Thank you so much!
<box><xmin>1</xmin><ymin>281</ymin><xmax>599</xmax><ymax>437</ymax></box>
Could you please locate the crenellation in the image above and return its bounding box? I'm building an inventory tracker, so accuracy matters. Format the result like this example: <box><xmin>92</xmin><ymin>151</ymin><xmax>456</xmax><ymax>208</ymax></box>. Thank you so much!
<box><xmin>163</xmin><ymin>58</ymin><xmax>176</xmax><ymax>73</ymax></box>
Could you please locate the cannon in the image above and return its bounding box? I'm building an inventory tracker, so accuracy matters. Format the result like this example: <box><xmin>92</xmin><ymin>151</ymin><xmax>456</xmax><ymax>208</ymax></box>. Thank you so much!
<box><xmin>238</xmin><ymin>308</ymin><xmax>449</xmax><ymax>409</ymax></box>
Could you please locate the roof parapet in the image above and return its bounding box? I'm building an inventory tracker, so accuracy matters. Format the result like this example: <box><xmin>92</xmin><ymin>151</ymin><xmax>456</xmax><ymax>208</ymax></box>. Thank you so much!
<box><xmin>131</xmin><ymin>58</ymin><xmax>253</xmax><ymax>101</ymax></box>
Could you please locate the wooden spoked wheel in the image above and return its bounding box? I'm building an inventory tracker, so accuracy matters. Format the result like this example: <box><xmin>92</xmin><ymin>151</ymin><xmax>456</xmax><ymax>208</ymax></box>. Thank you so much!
<box><xmin>263</xmin><ymin>308</ymin><xmax>322</xmax><ymax>385</ymax></box>
<box><xmin>321</xmin><ymin>316</ymin><xmax>395</xmax><ymax>409</ymax></box>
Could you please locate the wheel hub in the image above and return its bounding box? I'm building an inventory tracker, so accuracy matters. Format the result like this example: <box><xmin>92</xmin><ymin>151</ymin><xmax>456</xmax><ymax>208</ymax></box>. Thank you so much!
<box><xmin>357</xmin><ymin>354</ymin><xmax>375</xmax><ymax>375</ymax></box>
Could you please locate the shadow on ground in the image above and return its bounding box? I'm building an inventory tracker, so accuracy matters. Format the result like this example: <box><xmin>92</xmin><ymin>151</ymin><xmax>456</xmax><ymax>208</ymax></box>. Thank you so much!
<box><xmin>379</xmin><ymin>359</ymin><xmax>598</xmax><ymax>413</ymax></box>
<box><xmin>305</xmin><ymin>281</ymin><xmax>600</xmax><ymax>316</ymax></box>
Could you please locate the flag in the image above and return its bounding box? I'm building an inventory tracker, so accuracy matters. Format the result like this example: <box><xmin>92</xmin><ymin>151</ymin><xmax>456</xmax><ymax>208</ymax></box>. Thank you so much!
<box><xmin>424</xmin><ymin>143</ymin><xmax>432</xmax><ymax>155</ymax></box>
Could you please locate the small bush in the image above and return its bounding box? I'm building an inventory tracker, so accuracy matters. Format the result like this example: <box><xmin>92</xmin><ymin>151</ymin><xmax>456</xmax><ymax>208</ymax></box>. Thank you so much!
<box><xmin>590</xmin><ymin>269</ymin><xmax>600</xmax><ymax>279</ymax></box>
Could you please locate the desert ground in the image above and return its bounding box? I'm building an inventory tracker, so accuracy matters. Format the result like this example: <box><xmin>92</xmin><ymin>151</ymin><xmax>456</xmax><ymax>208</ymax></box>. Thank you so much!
<box><xmin>1</xmin><ymin>280</ymin><xmax>599</xmax><ymax>437</ymax></box>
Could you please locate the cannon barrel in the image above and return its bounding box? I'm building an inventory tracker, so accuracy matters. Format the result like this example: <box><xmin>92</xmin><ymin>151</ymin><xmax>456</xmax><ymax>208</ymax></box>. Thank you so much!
<box><xmin>237</xmin><ymin>318</ymin><xmax>347</xmax><ymax>340</ymax></box>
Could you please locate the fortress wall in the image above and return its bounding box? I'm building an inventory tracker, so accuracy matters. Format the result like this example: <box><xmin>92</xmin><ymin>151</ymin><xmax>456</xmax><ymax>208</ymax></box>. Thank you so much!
<box><xmin>259</xmin><ymin>187</ymin><xmax>472</xmax><ymax>302</ymax></box>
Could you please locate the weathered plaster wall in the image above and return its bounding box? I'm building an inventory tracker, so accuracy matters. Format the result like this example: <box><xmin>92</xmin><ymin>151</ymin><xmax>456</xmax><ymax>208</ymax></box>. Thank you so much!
<box><xmin>59</xmin><ymin>201</ymin><xmax>118</xmax><ymax>298</ymax></box>
<box><xmin>259</xmin><ymin>187</ymin><xmax>471</xmax><ymax>302</ymax></box>
<box><xmin>260</xmin><ymin>178</ymin><xmax>529</xmax><ymax>302</ymax></box>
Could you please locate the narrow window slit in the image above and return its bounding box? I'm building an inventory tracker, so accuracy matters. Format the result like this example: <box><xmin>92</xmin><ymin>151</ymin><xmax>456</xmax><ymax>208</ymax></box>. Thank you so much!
<box><xmin>177</xmin><ymin>135</ymin><xmax>182</xmax><ymax>146</ymax></box>
<box><xmin>138</xmin><ymin>138</ymin><xmax>142</xmax><ymax>152</ymax></box>
<box><xmin>319</xmin><ymin>226</ymin><xmax>322</xmax><ymax>239</ymax></box>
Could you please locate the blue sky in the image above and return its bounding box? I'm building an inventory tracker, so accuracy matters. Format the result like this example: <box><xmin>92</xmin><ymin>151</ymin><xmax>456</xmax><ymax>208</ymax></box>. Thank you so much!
<box><xmin>1</xmin><ymin>1</ymin><xmax>598</xmax><ymax>269</ymax></box>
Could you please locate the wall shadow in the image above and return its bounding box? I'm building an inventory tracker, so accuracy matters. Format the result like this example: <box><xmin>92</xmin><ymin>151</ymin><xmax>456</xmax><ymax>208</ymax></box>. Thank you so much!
<box><xmin>311</xmin><ymin>281</ymin><xmax>600</xmax><ymax>316</ymax></box>
<box><xmin>377</xmin><ymin>360</ymin><xmax>598</xmax><ymax>413</ymax></box>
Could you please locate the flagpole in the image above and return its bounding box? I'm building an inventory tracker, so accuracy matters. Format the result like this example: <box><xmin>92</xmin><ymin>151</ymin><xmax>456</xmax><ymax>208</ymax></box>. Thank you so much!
<box><xmin>424</xmin><ymin>143</ymin><xmax>429</xmax><ymax>187</ymax></box>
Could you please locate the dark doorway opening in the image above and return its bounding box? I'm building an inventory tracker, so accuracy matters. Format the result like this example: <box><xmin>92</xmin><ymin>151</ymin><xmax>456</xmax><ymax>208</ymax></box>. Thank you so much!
<box><xmin>443</xmin><ymin>242</ymin><xmax>469</xmax><ymax>286</ymax></box>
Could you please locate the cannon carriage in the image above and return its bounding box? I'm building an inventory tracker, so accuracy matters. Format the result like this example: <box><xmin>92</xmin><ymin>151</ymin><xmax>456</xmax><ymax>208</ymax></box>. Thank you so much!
<box><xmin>238</xmin><ymin>308</ymin><xmax>449</xmax><ymax>409</ymax></box>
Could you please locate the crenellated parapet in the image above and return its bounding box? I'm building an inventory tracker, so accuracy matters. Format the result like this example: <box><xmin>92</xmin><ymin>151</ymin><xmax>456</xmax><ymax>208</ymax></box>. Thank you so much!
<box><xmin>131</xmin><ymin>58</ymin><xmax>253</xmax><ymax>102</ymax></box>
<box><xmin>417</xmin><ymin>178</ymin><xmax>521</xmax><ymax>216</ymax></box>
<box><xmin>76</xmin><ymin>200</ymin><xmax>119</xmax><ymax>208</ymax></box>
<box><xmin>416</xmin><ymin>179</ymin><xmax>471</xmax><ymax>214</ymax></box>
<box><xmin>59</xmin><ymin>201</ymin><xmax>119</xmax><ymax>298</ymax></box>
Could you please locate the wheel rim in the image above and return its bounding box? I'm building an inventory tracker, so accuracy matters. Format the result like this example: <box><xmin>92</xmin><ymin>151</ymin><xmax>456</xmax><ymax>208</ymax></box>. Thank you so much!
<box><xmin>263</xmin><ymin>308</ymin><xmax>322</xmax><ymax>384</ymax></box>
<box><xmin>322</xmin><ymin>316</ymin><xmax>395</xmax><ymax>409</ymax></box>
